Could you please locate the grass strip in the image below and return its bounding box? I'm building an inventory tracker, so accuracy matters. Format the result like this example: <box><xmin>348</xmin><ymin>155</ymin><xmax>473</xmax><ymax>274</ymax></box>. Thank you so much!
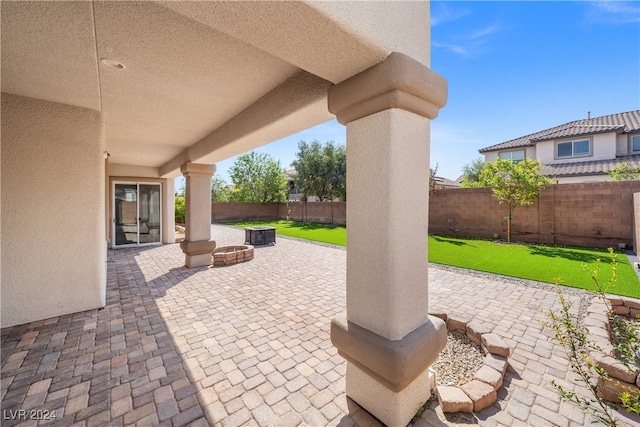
<box><xmin>429</xmin><ymin>235</ymin><xmax>640</xmax><ymax>298</ymax></box>
<box><xmin>228</xmin><ymin>220</ymin><xmax>346</xmax><ymax>246</ymax></box>
<box><xmin>226</xmin><ymin>220</ymin><xmax>640</xmax><ymax>297</ymax></box>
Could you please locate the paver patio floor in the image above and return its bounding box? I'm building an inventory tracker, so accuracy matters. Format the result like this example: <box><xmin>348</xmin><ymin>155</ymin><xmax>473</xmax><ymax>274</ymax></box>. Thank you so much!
<box><xmin>2</xmin><ymin>224</ymin><xmax>639</xmax><ymax>426</ymax></box>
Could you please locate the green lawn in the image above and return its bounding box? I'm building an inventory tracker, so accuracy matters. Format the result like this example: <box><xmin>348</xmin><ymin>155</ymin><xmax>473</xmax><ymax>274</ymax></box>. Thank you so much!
<box><xmin>229</xmin><ymin>220</ymin><xmax>347</xmax><ymax>246</ymax></box>
<box><xmin>227</xmin><ymin>220</ymin><xmax>640</xmax><ymax>297</ymax></box>
<box><xmin>429</xmin><ymin>235</ymin><xmax>640</xmax><ymax>298</ymax></box>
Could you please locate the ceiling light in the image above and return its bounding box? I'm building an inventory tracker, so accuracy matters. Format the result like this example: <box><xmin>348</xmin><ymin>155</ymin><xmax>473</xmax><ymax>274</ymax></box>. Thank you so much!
<box><xmin>100</xmin><ymin>58</ymin><xmax>125</xmax><ymax>70</ymax></box>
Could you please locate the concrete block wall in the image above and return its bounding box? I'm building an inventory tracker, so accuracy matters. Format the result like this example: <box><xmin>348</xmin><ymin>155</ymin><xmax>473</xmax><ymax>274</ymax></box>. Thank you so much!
<box><xmin>211</xmin><ymin>202</ymin><xmax>347</xmax><ymax>225</ymax></box>
<box><xmin>209</xmin><ymin>182</ymin><xmax>638</xmax><ymax>250</ymax></box>
<box><xmin>211</xmin><ymin>203</ymin><xmax>279</xmax><ymax>222</ymax></box>
<box><xmin>429</xmin><ymin>181</ymin><xmax>640</xmax><ymax>249</ymax></box>
<box><xmin>634</xmin><ymin>193</ymin><xmax>640</xmax><ymax>255</ymax></box>
<box><xmin>281</xmin><ymin>202</ymin><xmax>346</xmax><ymax>225</ymax></box>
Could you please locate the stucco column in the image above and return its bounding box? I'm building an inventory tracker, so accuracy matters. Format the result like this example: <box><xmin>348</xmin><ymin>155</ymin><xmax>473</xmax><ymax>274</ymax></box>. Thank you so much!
<box><xmin>328</xmin><ymin>52</ymin><xmax>448</xmax><ymax>427</ymax></box>
<box><xmin>180</xmin><ymin>162</ymin><xmax>216</xmax><ymax>267</ymax></box>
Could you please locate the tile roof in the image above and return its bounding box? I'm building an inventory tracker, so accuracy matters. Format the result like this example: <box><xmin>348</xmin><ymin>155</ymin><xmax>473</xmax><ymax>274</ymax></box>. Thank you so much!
<box><xmin>479</xmin><ymin>110</ymin><xmax>640</xmax><ymax>153</ymax></box>
<box><xmin>539</xmin><ymin>154</ymin><xmax>640</xmax><ymax>177</ymax></box>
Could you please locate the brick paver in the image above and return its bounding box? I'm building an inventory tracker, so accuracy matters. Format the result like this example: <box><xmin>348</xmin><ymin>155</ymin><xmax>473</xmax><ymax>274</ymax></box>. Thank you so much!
<box><xmin>2</xmin><ymin>224</ymin><xmax>639</xmax><ymax>426</ymax></box>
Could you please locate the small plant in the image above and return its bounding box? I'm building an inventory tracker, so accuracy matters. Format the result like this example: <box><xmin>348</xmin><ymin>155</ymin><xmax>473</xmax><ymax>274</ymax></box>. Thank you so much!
<box><xmin>545</xmin><ymin>286</ymin><xmax>618</xmax><ymax>426</ymax></box>
<box><xmin>544</xmin><ymin>249</ymin><xmax>640</xmax><ymax>425</ymax></box>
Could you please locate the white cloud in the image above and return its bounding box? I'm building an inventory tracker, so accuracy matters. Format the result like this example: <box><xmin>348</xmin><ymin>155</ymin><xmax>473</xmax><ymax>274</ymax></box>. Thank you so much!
<box><xmin>587</xmin><ymin>1</ymin><xmax>640</xmax><ymax>24</ymax></box>
<box><xmin>468</xmin><ymin>24</ymin><xmax>502</xmax><ymax>40</ymax></box>
<box><xmin>432</xmin><ymin>41</ymin><xmax>470</xmax><ymax>56</ymax></box>
<box><xmin>431</xmin><ymin>2</ymin><xmax>471</xmax><ymax>26</ymax></box>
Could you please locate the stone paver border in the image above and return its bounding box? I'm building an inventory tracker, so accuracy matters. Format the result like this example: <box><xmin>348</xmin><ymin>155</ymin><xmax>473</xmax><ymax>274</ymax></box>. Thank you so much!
<box><xmin>431</xmin><ymin>312</ymin><xmax>510</xmax><ymax>414</ymax></box>
<box><xmin>587</xmin><ymin>295</ymin><xmax>640</xmax><ymax>402</ymax></box>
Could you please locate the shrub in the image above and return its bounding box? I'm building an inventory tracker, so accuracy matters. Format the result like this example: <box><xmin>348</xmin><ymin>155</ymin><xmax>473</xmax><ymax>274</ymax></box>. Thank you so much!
<box><xmin>175</xmin><ymin>196</ymin><xmax>185</xmax><ymax>223</ymax></box>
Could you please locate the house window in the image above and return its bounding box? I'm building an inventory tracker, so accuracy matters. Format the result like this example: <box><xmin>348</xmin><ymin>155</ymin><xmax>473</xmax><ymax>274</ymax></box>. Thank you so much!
<box><xmin>632</xmin><ymin>135</ymin><xmax>640</xmax><ymax>153</ymax></box>
<box><xmin>498</xmin><ymin>150</ymin><xmax>525</xmax><ymax>163</ymax></box>
<box><xmin>557</xmin><ymin>139</ymin><xmax>590</xmax><ymax>158</ymax></box>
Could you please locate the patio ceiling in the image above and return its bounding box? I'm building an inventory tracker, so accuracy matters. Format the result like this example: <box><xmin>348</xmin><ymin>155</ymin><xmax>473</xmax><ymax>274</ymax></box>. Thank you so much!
<box><xmin>1</xmin><ymin>1</ymin><xmax>398</xmax><ymax>177</ymax></box>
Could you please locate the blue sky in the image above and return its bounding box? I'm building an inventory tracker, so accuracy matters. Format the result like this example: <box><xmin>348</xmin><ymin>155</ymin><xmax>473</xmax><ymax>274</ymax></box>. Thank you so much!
<box><xmin>179</xmin><ymin>1</ymin><xmax>639</xmax><ymax>189</ymax></box>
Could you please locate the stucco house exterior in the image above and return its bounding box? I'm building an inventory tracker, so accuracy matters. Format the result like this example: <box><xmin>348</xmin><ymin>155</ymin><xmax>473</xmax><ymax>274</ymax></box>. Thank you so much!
<box><xmin>479</xmin><ymin>110</ymin><xmax>640</xmax><ymax>183</ymax></box>
<box><xmin>1</xmin><ymin>2</ymin><xmax>447</xmax><ymax>424</ymax></box>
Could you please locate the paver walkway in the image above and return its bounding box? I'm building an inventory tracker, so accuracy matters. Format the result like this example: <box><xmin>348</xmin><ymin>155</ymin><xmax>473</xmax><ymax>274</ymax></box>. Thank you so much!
<box><xmin>2</xmin><ymin>224</ymin><xmax>639</xmax><ymax>426</ymax></box>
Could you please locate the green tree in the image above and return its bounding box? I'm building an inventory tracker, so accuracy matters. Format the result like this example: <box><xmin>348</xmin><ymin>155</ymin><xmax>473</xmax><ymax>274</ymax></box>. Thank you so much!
<box><xmin>329</xmin><ymin>144</ymin><xmax>347</xmax><ymax>201</ymax></box>
<box><xmin>609</xmin><ymin>162</ymin><xmax>640</xmax><ymax>181</ymax></box>
<box><xmin>291</xmin><ymin>140</ymin><xmax>346</xmax><ymax>202</ymax></box>
<box><xmin>229</xmin><ymin>151</ymin><xmax>287</xmax><ymax>203</ymax></box>
<box><xmin>478</xmin><ymin>158</ymin><xmax>551</xmax><ymax>243</ymax></box>
<box><xmin>461</xmin><ymin>158</ymin><xmax>485</xmax><ymax>187</ymax></box>
<box><xmin>174</xmin><ymin>196</ymin><xmax>185</xmax><ymax>223</ymax></box>
<box><xmin>211</xmin><ymin>176</ymin><xmax>231</xmax><ymax>202</ymax></box>
<box><xmin>228</xmin><ymin>151</ymin><xmax>287</xmax><ymax>203</ymax></box>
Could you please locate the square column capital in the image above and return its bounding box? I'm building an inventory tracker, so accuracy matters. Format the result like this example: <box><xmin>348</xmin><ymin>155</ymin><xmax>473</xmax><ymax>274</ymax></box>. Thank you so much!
<box><xmin>180</xmin><ymin>161</ymin><xmax>216</xmax><ymax>177</ymax></box>
<box><xmin>328</xmin><ymin>52</ymin><xmax>447</xmax><ymax>125</ymax></box>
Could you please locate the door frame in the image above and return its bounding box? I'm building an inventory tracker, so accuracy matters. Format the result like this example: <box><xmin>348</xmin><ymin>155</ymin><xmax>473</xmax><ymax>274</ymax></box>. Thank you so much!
<box><xmin>112</xmin><ymin>181</ymin><xmax>163</xmax><ymax>249</ymax></box>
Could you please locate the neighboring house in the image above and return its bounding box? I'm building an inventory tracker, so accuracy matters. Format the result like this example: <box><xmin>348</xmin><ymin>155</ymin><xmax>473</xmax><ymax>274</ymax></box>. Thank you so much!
<box><xmin>434</xmin><ymin>175</ymin><xmax>462</xmax><ymax>189</ymax></box>
<box><xmin>479</xmin><ymin>110</ymin><xmax>640</xmax><ymax>183</ymax></box>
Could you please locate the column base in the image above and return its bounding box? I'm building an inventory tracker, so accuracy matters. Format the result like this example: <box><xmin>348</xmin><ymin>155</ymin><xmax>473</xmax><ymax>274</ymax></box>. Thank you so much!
<box><xmin>184</xmin><ymin>253</ymin><xmax>212</xmax><ymax>268</ymax></box>
<box><xmin>347</xmin><ymin>362</ymin><xmax>434</xmax><ymax>427</ymax></box>
<box><xmin>180</xmin><ymin>239</ymin><xmax>216</xmax><ymax>268</ymax></box>
<box><xmin>331</xmin><ymin>315</ymin><xmax>446</xmax><ymax>426</ymax></box>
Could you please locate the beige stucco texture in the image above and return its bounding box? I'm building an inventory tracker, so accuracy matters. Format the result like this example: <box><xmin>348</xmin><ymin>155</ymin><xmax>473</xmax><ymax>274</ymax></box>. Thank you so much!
<box><xmin>180</xmin><ymin>162</ymin><xmax>216</xmax><ymax>268</ymax></box>
<box><xmin>346</xmin><ymin>109</ymin><xmax>433</xmax><ymax>340</ymax></box>
<box><xmin>1</xmin><ymin>94</ymin><xmax>106</xmax><ymax>328</ymax></box>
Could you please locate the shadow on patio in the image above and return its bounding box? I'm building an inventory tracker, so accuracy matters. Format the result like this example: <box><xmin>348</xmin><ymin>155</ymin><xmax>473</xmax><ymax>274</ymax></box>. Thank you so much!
<box><xmin>0</xmin><ymin>225</ymin><xmax>378</xmax><ymax>426</ymax></box>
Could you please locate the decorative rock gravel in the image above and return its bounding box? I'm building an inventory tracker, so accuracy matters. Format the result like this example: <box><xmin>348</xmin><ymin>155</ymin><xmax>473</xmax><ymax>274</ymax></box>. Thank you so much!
<box><xmin>429</xmin><ymin>311</ymin><xmax>511</xmax><ymax>414</ymax></box>
<box><xmin>432</xmin><ymin>330</ymin><xmax>483</xmax><ymax>386</ymax></box>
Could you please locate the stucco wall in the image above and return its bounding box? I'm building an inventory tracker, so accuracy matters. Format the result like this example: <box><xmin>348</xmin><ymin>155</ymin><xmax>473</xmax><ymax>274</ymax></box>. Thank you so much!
<box><xmin>554</xmin><ymin>175</ymin><xmax>610</xmax><ymax>184</ymax></box>
<box><xmin>537</xmin><ymin>133</ymin><xmax>617</xmax><ymax>164</ymax></box>
<box><xmin>617</xmin><ymin>134</ymin><xmax>630</xmax><ymax>155</ymax></box>
<box><xmin>1</xmin><ymin>93</ymin><xmax>106</xmax><ymax>327</ymax></box>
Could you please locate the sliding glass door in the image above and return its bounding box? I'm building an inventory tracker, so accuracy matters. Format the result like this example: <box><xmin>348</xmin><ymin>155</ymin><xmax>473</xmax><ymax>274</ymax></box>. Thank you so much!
<box><xmin>113</xmin><ymin>182</ymin><xmax>162</xmax><ymax>247</ymax></box>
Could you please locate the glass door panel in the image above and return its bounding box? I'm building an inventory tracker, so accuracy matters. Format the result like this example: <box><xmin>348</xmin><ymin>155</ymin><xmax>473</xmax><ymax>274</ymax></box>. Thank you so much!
<box><xmin>138</xmin><ymin>184</ymin><xmax>161</xmax><ymax>244</ymax></box>
<box><xmin>113</xmin><ymin>183</ymin><xmax>162</xmax><ymax>247</ymax></box>
<box><xmin>114</xmin><ymin>184</ymin><xmax>139</xmax><ymax>246</ymax></box>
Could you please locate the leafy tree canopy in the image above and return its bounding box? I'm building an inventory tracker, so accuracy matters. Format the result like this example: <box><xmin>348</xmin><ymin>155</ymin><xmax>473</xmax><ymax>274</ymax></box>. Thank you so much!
<box><xmin>211</xmin><ymin>176</ymin><xmax>231</xmax><ymax>202</ymax></box>
<box><xmin>478</xmin><ymin>158</ymin><xmax>551</xmax><ymax>242</ymax></box>
<box><xmin>291</xmin><ymin>140</ymin><xmax>346</xmax><ymax>201</ymax></box>
<box><xmin>228</xmin><ymin>151</ymin><xmax>288</xmax><ymax>203</ymax></box>
<box><xmin>609</xmin><ymin>162</ymin><xmax>640</xmax><ymax>181</ymax></box>
<box><xmin>461</xmin><ymin>158</ymin><xmax>485</xmax><ymax>187</ymax></box>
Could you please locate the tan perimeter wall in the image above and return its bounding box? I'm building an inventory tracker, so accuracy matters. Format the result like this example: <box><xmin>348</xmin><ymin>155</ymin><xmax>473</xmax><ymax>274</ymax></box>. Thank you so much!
<box><xmin>634</xmin><ymin>193</ymin><xmax>640</xmax><ymax>255</ymax></box>
<box><xmin>1</xmin><ymin>93</ymin><xmax>106</xmax><ymax>327</ymax></box>
<box><xmin>211</xmin><ymin>202</ymin><xmax>347</xmax><ymax>225</ymax></box>
<box><xmin>430</xmin><ymin>181</ymin><xmax>640</xmax><ymax>249</ymax></box>
<box><xmin>211</xmin><ymin>183</ymin><xmax>638</xmax><ymax>250</ymax></box>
